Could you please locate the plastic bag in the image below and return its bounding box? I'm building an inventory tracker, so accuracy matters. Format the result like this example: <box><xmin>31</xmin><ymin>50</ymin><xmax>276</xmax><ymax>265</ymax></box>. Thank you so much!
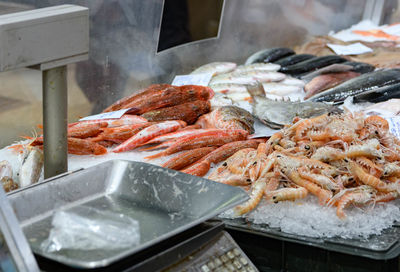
<box><xmin>40</xmin><ymin>206</ymin><xmax>140</xmax><ymax>252</ymax></box>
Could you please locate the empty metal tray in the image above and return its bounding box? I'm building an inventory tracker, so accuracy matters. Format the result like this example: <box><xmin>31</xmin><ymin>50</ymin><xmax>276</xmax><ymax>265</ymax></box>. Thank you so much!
<box><xmin>7</xmin><ymin>160</ymin><xmax>248</xmax><ymax>269</ymax></box>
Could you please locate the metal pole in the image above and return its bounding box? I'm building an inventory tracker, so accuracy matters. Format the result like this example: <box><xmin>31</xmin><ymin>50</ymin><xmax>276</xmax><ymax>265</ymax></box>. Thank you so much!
<box><xmin>42</xmin><ymin>65</ymin><xmax>68</xmax><ymax>179</ymax></box>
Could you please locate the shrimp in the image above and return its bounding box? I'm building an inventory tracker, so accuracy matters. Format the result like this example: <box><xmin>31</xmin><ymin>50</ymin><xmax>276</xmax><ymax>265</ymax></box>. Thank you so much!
<box><xmin>234</xmin><ymin>179</ymin><xmax>266</xmax><ymax>215</ymax></box>
<box><xmin>348</xmin><ymin>160</ymin><xmax>398</xmax><ymax>193</ymax></box>
<box><xmin>298</xmin><ymin>167</ymin><xmax>340</xmax><ymax>191</ymax></box>
<box><xmin>293</xmin><ymin>114</ymin><xmax>330</xmax><ymax>140</ymax></box>
<box><xmin>281</xmin><ymin>167</ymin><xmax>332</xmax><ymax>205</ymax></box>
<box><xmin>269</xmin><ymin>187</ymin><xmax>308</xmax><ymax>203</ymax></box>
<box><xmin>336</xmin><ymin>186</ymin><xmax>375</xmax><ymax>219</ymax></box>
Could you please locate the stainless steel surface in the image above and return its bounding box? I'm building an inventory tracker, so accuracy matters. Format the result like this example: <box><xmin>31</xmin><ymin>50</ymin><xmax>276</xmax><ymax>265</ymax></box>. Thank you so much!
<box><xmin>363</xmin><ymin>0</ymin><xmax>385</xmax><ymax>24</ymax></box>
<box><xmin>42</xmin><ymin>66</ymin><xmax>68</xmax><ymax>178</ymax></box>
<box><xmin>7</xmin><ymin>160</ymin><xmax>249</xmax><ymax>269</ymax></box>
<box><xmin>0</xmin><ymin>186</ymin><xmax>39</xmax><ymax>271</ymax></box>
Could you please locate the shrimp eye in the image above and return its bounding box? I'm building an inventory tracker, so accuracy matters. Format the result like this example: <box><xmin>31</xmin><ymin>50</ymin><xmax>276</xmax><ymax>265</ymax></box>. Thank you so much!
<box><xmin>305</xmin><ymin>145</ymin><xmax>310</xmax><ymax>150</ymax></box>
<box><xmin>253</xmin><ymin>161</ymin><xmax>257</xmax><ymax>165</ymax></box>
<box><xmin>384</xmin><ymin>171</ymin><xmax>388</xmax><ymax>175</ymax></box>
<box><xmin>246</xmin><ymin>179</ymin><xmax>251</xmax><ymax>182</ymax></box>
<box><xmin>222</xmin><ymin>162</ymin><xmax>227</xmax><ymax>166</ymax></box>
<box><xmin>349</xmin><ymin>177</ymin><xmax>354</xmax><ymax>181</ymax></box>
<box><xmin>277</xmin><ymin>155</ymin><xmax>282</xmax><ymax>158</ymax></box>
<box><xmin>375</xmin><ymin>130</ymin><xmax>378</xmax><ymax>135</ymax></box>
<box><xmin>344</xmin><ymin>158</ymin><xmax>349</xmax><ymax>163</ymax></box>
<box><xmin>272</xmin><ymin>196</ymin><xmax>276</xmax><ymax>199</ymax></box>
<box><xmin>377</xmin><ymin>157</ymin><xmax>382</xmax><ymax>160</ymax></box>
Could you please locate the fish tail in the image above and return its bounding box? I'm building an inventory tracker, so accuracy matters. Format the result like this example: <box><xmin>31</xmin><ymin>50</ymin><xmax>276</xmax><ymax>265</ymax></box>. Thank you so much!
<box><xmin>246</xmin><ymin>82</ymin><xmax>265</xmax><ymax>97</ymax></box>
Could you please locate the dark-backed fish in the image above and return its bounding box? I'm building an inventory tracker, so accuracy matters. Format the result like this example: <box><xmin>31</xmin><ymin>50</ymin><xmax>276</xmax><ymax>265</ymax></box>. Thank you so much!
<box><xmin>342</xmin><ymin>61</ymin><xmax>375</xmax><ymax>74</ymax></box>
<box><xmin>245</xmin><ymin>48</ymin><xmax>295</xmax><ymax>64</ymax></box>
<box><xmin>301</xmin><ymin>64</ymin><xmax>354</xmax><ymax>82</ymax></box>
<box><xmin>279</xmin><ymin>55</ymin><xmax>347</xmax><ymax>76</ymax></box>
<box><xmin>274</xmin><ymin>54</ymin><xmax>315</xmax><ymax>67</ymax></box>
<box><xmin>247</xmin><ymin>83</ymin><xmax>338</xmax><ymax>129</ymax></box>
<box><xmin>309</xmin><ymin>69</ymin><xmax>400</xmax><ymax>103</ymax></box>
<box><xmin>353</xmin><ymin>82</ymin><xmax>400</xmax><ymax>104</ymax></box>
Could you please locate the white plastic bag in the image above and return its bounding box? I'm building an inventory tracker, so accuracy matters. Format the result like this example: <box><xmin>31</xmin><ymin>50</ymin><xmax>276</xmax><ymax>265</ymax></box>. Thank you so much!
<box><xmin>41</xmin><ymin>206</ymin><xmax>140</xmax><ymax>252</ymax></box>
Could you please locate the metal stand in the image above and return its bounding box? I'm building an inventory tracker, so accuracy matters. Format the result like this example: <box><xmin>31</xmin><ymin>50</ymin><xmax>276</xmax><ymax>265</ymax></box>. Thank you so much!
<box><xmin>42</xmin><ymin>66</ymin><xmax>68</xmax><ymax>178</ymax></box>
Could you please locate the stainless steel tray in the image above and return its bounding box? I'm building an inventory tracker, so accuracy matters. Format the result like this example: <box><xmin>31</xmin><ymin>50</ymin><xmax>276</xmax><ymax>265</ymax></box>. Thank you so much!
<box><xmin>7</xmin><ymin>160</ymin><xmax>248</xmax><ymax>269</ymax></box>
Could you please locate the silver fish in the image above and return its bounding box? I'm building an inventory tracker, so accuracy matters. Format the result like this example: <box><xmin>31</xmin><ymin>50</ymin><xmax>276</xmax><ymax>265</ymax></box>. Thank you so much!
<box><xmin>210</xmin><ymin>70</ymin><xmax>286</xmax><ymax>85</ymax></box>
<box><xmin>234</xmin><ymin>63</ymin><xmax>281</xmax><ymax>73</ymax></box>
<box><xmin>247</xmin><ymin>83</ymin><xmax>338</xmax><ymax>129</ymax></box>
<box><xmin>209</xmin><ymin>83</ymin><xmax>248</xmax><ymax>93</ymax></box>
<box><xmin>19</xmin><ymin>147</ymin><xmax>44</xmax><ymax>188</ymax></box>
<box><xmin>262</xmin><ymin>83</ymin><xmax>302</xmax><ymax>96</ymax></box>
<box><xmin>191</xmin><ymin>62</ymin><xmax>237</xmax><ymax>76</ymax></box>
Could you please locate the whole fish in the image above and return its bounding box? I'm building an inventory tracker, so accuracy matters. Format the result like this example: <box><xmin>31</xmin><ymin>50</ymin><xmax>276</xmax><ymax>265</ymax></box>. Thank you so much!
<box><xmin>262</xmin><ymin>83</ymin><xmax>302</xmax><ymax>96</ymax></box>
<box><xmin>309</xmin><ymin>69</ymin><xmax>400</xmax><ymax>103</ymax></box>
<box><xmin>102</xmin><ymin>85</ymin><xmax>214</xmax><ymax>114</ymax></box>
<box><xmin>301</xmin><ymin>64</ymin><xmax>354</xmax><ymax>82</ymax></box>
<box><xmin>342</xmin><ymin>61</ymin><xmax>375</xmax><ymax>74</ymax></box>
<box><xmin>353</xmin><ymin>82</ymin><xmax>400</xmax><ymax>104</ymax></box>
<box><xmin>304</xmin><ymin>71</ymin><xmax>361</xmax><ymax>99</ymax></box>
<box><xmin>274</xmin><ymin>54</ymin><xmax>315</xmax><ymax>67</ymax></box>
<box><xmin>191</xmin><ymin>62</ymin><xmax>237</xmax><ymax>76</ymax></box>
<box><xmin>19</xmin><ymin>147</ymin><xmax>44</xmax><ymax>188</ymax></box>
<box><xmin>245</xmin><ymin>48</ymin><xmax>295</xmax><ymax>64</ymax></box>
<box><xmin>210</xmin><ymin>70</ymin><xmax>286</xmax><ymax>85</ymax></box>
<box><xmin>279</xmin><ymin>55</ymin><xmax>347</xmax><ymax>76</ymax></box>
<box><xmin>234</xmin><ymin>63</ymin><xmax>281</xmax><ymax>73</ymax></box>
<box><xmin>247</xmin><ymin>83</ymin><xmax>338</xmax><ymax>129</ymax></box>
<box><xmin>209</xmin><ymin>83</ymin><xmax>247</xmax><ymax>94</ymax></box>
<box><xmin>196</xmin><ymin>106</ymin><xmax>255</xmax><ymax>133</ymax></box>
<box><xmin>141</xmin><ymin>100</ymin><xmax>210</xmax><ymax>124</ymax></box>
<box><xmin>280</xmin><ymin>77</ymin><xmax>305</xmax><ymax>87</ymax></box>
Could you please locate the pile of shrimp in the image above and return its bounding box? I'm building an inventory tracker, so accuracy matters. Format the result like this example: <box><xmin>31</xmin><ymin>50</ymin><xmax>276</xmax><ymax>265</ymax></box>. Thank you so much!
<box><xmin>207</xmin><ymin>111</ymin><xmax>400</xmax><ymax>219</ymax></box>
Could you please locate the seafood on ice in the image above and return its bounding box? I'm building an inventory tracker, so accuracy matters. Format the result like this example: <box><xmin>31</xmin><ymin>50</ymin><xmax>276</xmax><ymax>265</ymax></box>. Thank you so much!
<box><xmin>207</xmin><ymin>111</ymin><xmax>400</xmax><ymax>219</ymax></box>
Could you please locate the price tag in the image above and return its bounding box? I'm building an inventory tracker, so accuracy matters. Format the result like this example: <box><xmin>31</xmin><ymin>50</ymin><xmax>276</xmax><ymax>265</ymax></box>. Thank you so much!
<box><xmin>79</xmin><ymin>108</ymin><xmax>131</xmax><ymax>121</ymax></box>
<box><xmin>327</xmin><ymin>42</ymin><xmax>373</xmax><ymax>55</ymax></box>
<box><xmin>171</xmin><ymin>73</ymin><xmax>213</xmax><ymax>86</ymax></box>
<box><xmin>386</xmin><ymin>116</ymin><xmax>400</xmax><ymax>139</ymax></box>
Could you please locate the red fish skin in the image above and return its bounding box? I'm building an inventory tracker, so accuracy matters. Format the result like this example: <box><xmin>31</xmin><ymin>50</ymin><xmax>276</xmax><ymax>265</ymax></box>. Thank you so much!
<box><xmin>141</xmin><ymin>100</ymin><xmax>210</xmax><ymax>124</ymax></box>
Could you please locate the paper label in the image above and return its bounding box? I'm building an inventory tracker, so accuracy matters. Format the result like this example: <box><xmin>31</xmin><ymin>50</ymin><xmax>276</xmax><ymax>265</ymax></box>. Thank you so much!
<box><xmin>171</xmin><ymin>73</ymin><xmax>213</xmax><ymax>86</ymax></box>
<box><xmin>79</xmin><ymin>108</ymin><xmax>131</xmax><ymax>121</ymax></box>
<box><xmin>327</xmin><ymin>42</ymin><xmax>373</xmax><ymax>55</ymax></box>
<box><xmin>386</xmin><ymin>116</ymin><xmax>400</xmax><ymax>139</ymax></box>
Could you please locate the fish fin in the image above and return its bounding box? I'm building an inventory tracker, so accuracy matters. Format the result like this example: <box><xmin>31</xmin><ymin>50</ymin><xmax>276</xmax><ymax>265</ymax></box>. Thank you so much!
<box><xmin>246</xmin><ymin>82</ymin><xmax>266</xmax><ymax>98</ymax></box>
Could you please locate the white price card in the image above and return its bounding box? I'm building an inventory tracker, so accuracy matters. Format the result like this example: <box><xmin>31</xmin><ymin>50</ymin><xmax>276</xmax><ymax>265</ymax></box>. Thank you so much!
<box><xmin>327</xmin><ymin>42</ymin><xmax>373</xmax><ymax>55</ymax></box>
<box><xmin>387</xmin><ymin>116</ymin><xmax>400</xmax><ymax>139</ymax></box>
<box><xmin>171</xmin><ymin>73</ymin><xmax>213</xmax><ymax>86</ymax></box>
<box><xmin>79</xmin><ymin>108</ymin><xmax>131</xmax><ymax>121</ymax></box>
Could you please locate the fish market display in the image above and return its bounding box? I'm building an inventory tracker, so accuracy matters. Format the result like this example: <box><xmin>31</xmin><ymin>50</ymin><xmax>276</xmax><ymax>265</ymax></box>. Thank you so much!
<box><xmin>195</xmin><ymin>106</ymin><xmax>255</xmax><ymax>133</ymax></box>
<box><xmin>209</xmin><ymin>112</ymin><xmax>400</xmax><ymax>221</ymax></box>
<box><xmin>352</xmin><ymin>82</ymin><xmax>400</xmax><ymax>104</ymax></box>
<box><xmin>190</xmin><ymin>62</ymin><xmax>237</xmax><ymax>76</ymax></box>
<box><xmin>309</xmin><ymin>69</ymin><xmax>400</xmax><ymax>103</ymax></box>
<box><xmin>273</xmin><ymin>54</ymin><xmax>315</xmax><ymax>67</ymax></box>
<box><xmin>245</xmin><ymin>47</ymin><xmax>295</xmax><ymax>64</ymax></box>
<box><xmin>247</xmin><ymin>83</ymin><xmax>337</xmax><ymax>129</ymax></box>
<box><xmin>304</xmin><ymin>71</ymin><xmax>361</xmax><ymax>99</ymax></box>
<box><xmin>279</xmin><ymin>55</ymin><xmax>347</xmax><ymax>76</ymax></box>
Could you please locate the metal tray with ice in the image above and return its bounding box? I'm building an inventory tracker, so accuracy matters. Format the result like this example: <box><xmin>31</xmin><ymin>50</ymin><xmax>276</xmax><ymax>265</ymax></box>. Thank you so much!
<box><xmin>7</xmin><ymin>160</ymin><xmax>248</xmax><ymax>269</ymax></box>
<box><xmin>222</xmin><ymin>218</ymin><xmax>400</xmax><ymax>260</ymax></box>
